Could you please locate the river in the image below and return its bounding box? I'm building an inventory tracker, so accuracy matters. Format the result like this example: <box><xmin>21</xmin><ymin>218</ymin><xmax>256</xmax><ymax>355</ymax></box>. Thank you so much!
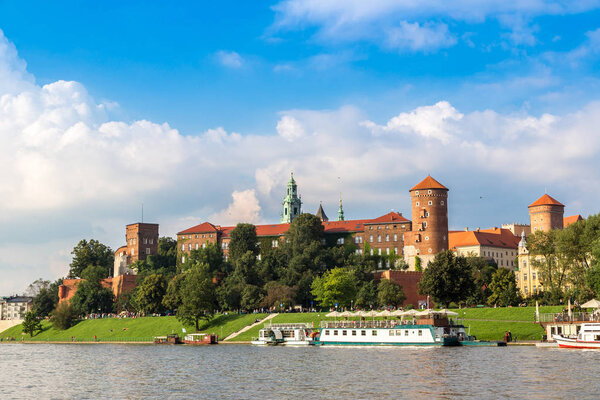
<box><xmin>1</xmin><ymin>344</ymin><xmax>598</xmax><ymax>399</ymax></box>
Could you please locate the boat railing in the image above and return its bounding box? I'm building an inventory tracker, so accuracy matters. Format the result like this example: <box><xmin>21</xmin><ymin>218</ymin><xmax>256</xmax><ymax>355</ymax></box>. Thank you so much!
<box><xmin>264</xmin><ymin>322</ymin><xmax>314</xmax><ymax>329</ymax></box>
<box><xmin>320</xmin><ymin>320</ymin><xmax>403</xmax><ymax>329</ymax></box>
<box><xmin>537</xmin><ymin>312</ymin><xmax>600</xmax><ymax>324</ymax></box>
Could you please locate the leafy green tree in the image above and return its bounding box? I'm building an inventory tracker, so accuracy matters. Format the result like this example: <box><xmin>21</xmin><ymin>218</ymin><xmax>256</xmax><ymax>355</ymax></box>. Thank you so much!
<box><xmin>177</xmin><ymin>264</ymin><xmax>217</xmax><ymax>331</ymax></box>
<box><xmin>229</xmin><ymin>223</ymin><xmax>259</xmax><ymax>265</ymax></box>
<box><xmin>179</xmin><ymin>243</ymin><xmax>225</xmax><ymax>275</ymax></box>
<box><xmin>415</xmin><ymin>256</ymin><xmax>422</xmax><ymax>272</ymax></box>
<box><xmin>21</xmin><ymin>311</ymin><xmax>43</xmax><ymax>337</ymax></box>
<box><xmin>133</xmin><ymin>237</ymin><xmax>178</xmax><ymax>278</ymax></box>
<box><xmin>69</xmin><ymin>239</ymin><xmax>114</xmax><ymax>278</ymax></box>
<box><xmin>355</xmin><ymin>281</ymin><xmax>378</xmax><ymax>309</ymax></box>
<box><xmin>163</xmin><ymin>274</ymin><xmax>186</xmax><ymax>311</ymax></box>
<box><xmin>466</xmin><ymin>256</ymin><xmax>497</xmax><ymax>304</ymax></box>
<box><xmin>240</xmin><ymin>284</ymin><xmax>264</xmax><ymax>311</ymax></box>
<box><xmin>260</xmin><ymin>281</ymin><xmax>297</xmax><ymax>310</ymax></box>
<box><xmin>284</xmin><ymin>213</ymin><xmax>325</xmax><ymax>256</ymax></box>
<box><xmin>25</xmin><ymin>278</ymin><xmax>51</xmax><ymax>297</ymax></box>
<box><xmin>311</xmin><ymin>267</ymin><xmax>357</xmax><ymax>308</ymax></box>
<box><xmin>51</xmin><ymin>302</ymin><xmax>78</xmax><ymax>330</ymax></box>
<box><xmin>377</xmin><ymin>279</ymin><xmax>406</xmax><ymax>307</ymax></box>
<box><xmin>135</xmin><ymin>274</ymin><xmax>167</xmax><ymax>314</ymax></box>
<box><xmin>233</xmin><ymin>251</ymin><xmax>260</xmax><ymax>286</ymax></box>
<box><xmin>216</xmin><ymin>274</ymin><xmax>244</xmax><ymax>311</ymax></box>
<box><xmin>487</xmin><ymin>268</ymin><xmax>522</xmax><ymax>306</ymax></box>
<box><xmin>418</xmin><ymin>250</ymin><xmax>476</xmax><ymax>308</ymax></box>
<box><xmin>32</xmin><ymin>279</ymin><xmax>63</xmax><ymax>317</ymax></box>
<box><xmin>70</xmin><ymin>266</ymin><xmax>114</xmax><ymax>314</ymax></box>
<box><xmin>528</xmin><ymin>230</ymin><xmax>568</xmax><ymax>298</ymax></box>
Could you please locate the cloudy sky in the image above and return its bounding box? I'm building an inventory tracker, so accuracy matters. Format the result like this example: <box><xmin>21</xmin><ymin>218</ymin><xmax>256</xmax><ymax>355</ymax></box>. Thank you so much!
<box><xmin>1</xmin><ymin>1</ymin><xmax>600</xmax><ymax>294</ymax></box>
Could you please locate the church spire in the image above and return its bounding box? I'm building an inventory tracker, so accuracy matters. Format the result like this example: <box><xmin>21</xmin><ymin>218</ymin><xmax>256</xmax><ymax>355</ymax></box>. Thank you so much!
<box><xmin>337</xmin><ymin>193</ymin><xmax>345</xmax><ymax>221</ymax></box>
<box><xmin>281</xmin><ymin>172</ymin><xmax>302</xmax><ymax>223</ymax></box>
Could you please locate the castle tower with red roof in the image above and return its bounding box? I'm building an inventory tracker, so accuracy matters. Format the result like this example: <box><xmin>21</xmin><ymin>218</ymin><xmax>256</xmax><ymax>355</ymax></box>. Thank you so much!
<box><xmin>528</xmin><ymin>194</ymin><xmax>564</xmax><ymax>232</ymax></box>
<box><xmin>403</xmin><ymin>175</ymin><xmax>449</xmax><ymax>269</ymax></box>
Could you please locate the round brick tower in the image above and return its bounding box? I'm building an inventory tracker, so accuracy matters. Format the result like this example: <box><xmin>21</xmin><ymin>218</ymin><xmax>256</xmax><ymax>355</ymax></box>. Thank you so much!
<box><xmin>528</xmin><ymin>194</ymin><xmax>564</xmax><ymax>233</ymax></box>
<box><xmin>405</xmin><ymin>175</ymin><xmax>449</xmax><ymax>267</ymax></box>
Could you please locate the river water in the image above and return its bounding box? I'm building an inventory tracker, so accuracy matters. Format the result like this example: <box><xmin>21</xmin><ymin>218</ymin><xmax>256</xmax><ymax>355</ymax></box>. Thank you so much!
<box><xmin>1</xmin><ymin>344</ymin><xmax>598</xmax><ymax>399</ymax></box>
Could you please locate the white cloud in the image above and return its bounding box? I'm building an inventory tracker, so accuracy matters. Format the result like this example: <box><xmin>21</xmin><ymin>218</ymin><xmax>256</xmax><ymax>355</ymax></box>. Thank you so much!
<box><xmin>271</xmin><ymin>0</ymin><xmax>600</xmax><ymax>50</ymax></box>
<box><xmin>277</xmin><ymin>115</ymin><xmax>305</xmax><ymax>141</ymax></box>
<box><xmin>215</xmin><ymin>50</ymin><xmax>244</xmax><ymax>68</ymax></box>
<box><xmin>209</xmin><ymin>189</ymin><xmax>262</xmax><ymax>225</ymax></box>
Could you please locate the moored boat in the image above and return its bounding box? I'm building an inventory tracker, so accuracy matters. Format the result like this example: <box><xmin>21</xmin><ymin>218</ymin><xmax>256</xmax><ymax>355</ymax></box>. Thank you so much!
<box><xmin>153</xmin><ymin>333</ymin><xmax>182</xmax><ymax>344</ymax></box>
<box><xmin>183</xmin><ymin>333</ymin><xmax>218</xmax><ymax>345</ymax></box>
<box><xmin>251</xmin><ymin>323</ymin><xmax>316</xmax><ymax>346</ymax></box>
<box><xmin>553</xmin><ymin>323</ymin><xmax>600</xmax><ymax>349</ymax></box>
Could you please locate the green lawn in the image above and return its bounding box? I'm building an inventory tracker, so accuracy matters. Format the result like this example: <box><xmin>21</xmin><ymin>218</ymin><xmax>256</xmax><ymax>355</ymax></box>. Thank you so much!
<box><xmin>450</xmin><ymin>306</ymin><xmax>563</xmax><ymax>322</ymax></box>
<box><xmin>462</xmin><ymin>320</ymin><xmax>545</xmax><ymax>341</ymax></box>
<box><xmin>0</xmin><ymin>313</ymin><xmax>265</xmax><ymax>342</ymax></box>
<box><xmin>230</xmin><ymin>312</ymin><xmax>329</xmax><ymax>341</ymax></box>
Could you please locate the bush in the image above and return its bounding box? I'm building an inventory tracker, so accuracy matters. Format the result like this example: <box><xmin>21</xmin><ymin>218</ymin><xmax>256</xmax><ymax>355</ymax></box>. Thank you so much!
<box><xmin>51</xmin><ymin>302</ymin><xmax>79</xmax><ymax>330</ymax></box>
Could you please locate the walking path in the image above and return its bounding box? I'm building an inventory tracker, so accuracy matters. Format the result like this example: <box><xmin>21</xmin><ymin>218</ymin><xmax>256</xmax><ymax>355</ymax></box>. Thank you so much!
<box><xmin>223</xmin><ymin>313</ymin><xmax>278</xmax><ymax>341</ymax></box>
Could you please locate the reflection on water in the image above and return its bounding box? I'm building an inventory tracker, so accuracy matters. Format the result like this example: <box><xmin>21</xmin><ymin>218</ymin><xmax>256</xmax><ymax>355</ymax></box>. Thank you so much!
<box><xmin>1</xmin><ymin>344</ymin><xmax>600</xmax><ymax>399</ymax></box>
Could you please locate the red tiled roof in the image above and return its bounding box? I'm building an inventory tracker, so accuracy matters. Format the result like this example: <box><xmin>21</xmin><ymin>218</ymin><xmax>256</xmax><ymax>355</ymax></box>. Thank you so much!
<box><xmin>410</xmin><ymin>175</ymin><xmax>448</xmax><ymax>191</ymax></box>
<box><xmin>364</xmin><ymin>212</ymin><xmax>411</xmax><ymax>224</ymax></box>
<box><xmin>564</xmin><ymin>214</ymin><xmax>583</xmax><ymax>227</ymax></box>
<box><xmin>322</xmin><ymin>219</ymin><xmax>372</xmax><ymax>233</ymax></box>
<box><xmin>449</xmin><ymin>228</ymin><xmax>520</xmax><ymax>250</ymax></box>
<box><xmin>177</xmin><ymin>222</ymin><xmax>218</xmax><ymax>235</ymax></box>
<box><xmin>528</xmin><ymin>194</ymin><xmax>564</xmax><ymax>208</ymax></box>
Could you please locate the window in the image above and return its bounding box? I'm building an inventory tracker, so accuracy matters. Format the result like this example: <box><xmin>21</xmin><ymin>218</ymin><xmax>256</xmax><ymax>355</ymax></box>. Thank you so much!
<box><xmin>334</xmin><ymin>330</ymin><xmax>338</xmax><ymax>336</ymax></box>
<box><xmin>342</xmin><ymin>330</ymin><xmax>347</xmax><ymax>336</ymax></box>
<box><xmin>524</xmin><ymin>273</ymin><xmax>528</xmax><ymax>280</ymax></box>
<box><xmin>209</xmin><ymin>234</ymin><xmax>213</xmax><ymax>238</ymax></box>
<box><xmin>425</xmin><ymin>236</ymin><xmax>429</xmax><ymax>241</ymax></box>
<box><xmin>146</xmin><ymin>248</ymin><xmax>151</xmax><ymax>255</ymax></box>
<box><xmin>325</xmin><ymin>330</ymin><xmax>330</xmax><ymax>335</ymax></box>
<box><xmin>272</xmin><ymin>240</ymin><xmax>278</xmax><ymax>248</ymax></box>
<box><xmin>416</xmin><ymin>202</ymin><xmax>420</xmax><ymax>206</ymax></box>
<box><xmin>355</xmin><ymin>236</ymin><xmax>360</xmax><ymax>244</ymax></box>
<box><xmin>378</xmin><ymin>249</ymin><xmax>382</xmax><ymax>255</ymax></box>
<box><xmin>188</xmin><ymin>244</ymin><xmax>192</xmax><ymax>251</ymax></box>
<box><xmin>428</xmin><ymin>201</ymin><xmax>432</xmax><ymax>205</ymax></box>
<box><xmin>149</xmin><ymin>238</ymin><xmax>154</xmax><ymax>244</ymax></box>
<box><xmin>441</xmin><ymin>201</ymin><xmax>445</xmax><ymax>206</ymax></box>
<box><xmin>369</xmin><ymin>235</ymin><xmax>373</xmax><ymax>242</ymax></box>
<box><xmin>389</xmin><ymin>330</ymin><xmax>395</xmax><ymax>336</ymax></box>
<box><xmin>195</xmin><ymin>235</ymin><xmax>198</xmax><ymax>239</ymax></box>
<box><xmin>428</xmin><ymin>248</ymin><xmax>432</xmax><ymax>253</ymax></box>
<box><xmin>393</xmin><ymin>234</ymin><xmax>398</xmax><ymax>241</ymax></box>
<box><xmin>385</xmin><ymin>234</ymin><xmax>389</xmax><ymax>242</ymax></box>
<box><xmin>404</xmin><ymin>330</ymin><xmax>409</xmax><ymax>336</ymax></box>
<box><xmin>202</xmin><ymin>243</ymin><xmax>206</xmax><ymax>249</ymax></box>
<box><xmin>372</xmin><ymin>330</ymin><xmax>377</xmax><ymax>336</ymax></box>
<box><xmin>377</xmin><ymin>235</ymin><xmax>382</xmax><ymax>243</ymax></box>
<box><xmin>181</xmin><ymin>256</ymin><xmax>185</xmax><ymax>263</ymax></box>
<box><xmin>386</xmin><ymin>248</ymin><xmax>390</xmax><ymax>255</ymax></box>
<box><xmin>418</xmin><ymin>330</ymin><xmax>422</xmax><ymax>336</ymax></box>
<box><xmin>361</xmin><ymin>330</ymin><xmax>366</xmax><ymax>336</ymax></box>
<box><xmin>195</xmin><ymin>243</ymin><xmax>199</xmax><ymax>250</ymax></box>
<box><xmin>222</xmin><ymin>242</ymin><xmax>228</xmax><ymax>249</ymax></box>
<box><xmin>402</xmin><ymin>225</ymin><xmax>406</xmax><ymax>229</ymax></box>
<box><xmin>532</xmin><ymin>273</ymin><xmax>536</xmax><ymax>280</ymax></box>
<box><xmin>428</xmin><ymin>190</ymin><xmax>432</xmax><ymax>194</ymax></box>
<box><xmin>202</xmin><ymin>234</ymin><xmax>206</xmax><ymax>238</ymax></box>
<box><xmin>181</xmin><ymin>244</ymin><xmax>185</xmax><ymax>251</ymax></box>
<box><xmin>352</xmin><ymin>330</ymin><xmax>357</xmax><ymax>336</ymax></box>
<box><xmin>415</xmin><ymin>191</ymin><xmax>419</xmax><ymax>195</ymax></box>
<box><xmin>337</xmin><ymin>237</ymin><xmax>345</xmax><ymax>245</ymax></box>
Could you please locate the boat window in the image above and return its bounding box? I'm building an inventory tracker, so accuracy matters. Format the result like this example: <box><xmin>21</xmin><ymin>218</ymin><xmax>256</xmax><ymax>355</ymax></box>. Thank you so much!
<box><xmin>372</xmin><ymin>330</ymin><xmax>377</xmax><ymax>336</ymax></box>
<box><xmin>396</xmin><ymin>330</ymin><xmax>402</xmax><ymax>336</ymax></box>
<box><xmin>342</xmin><ymin>330</ymin><xmax>347</xmax><ymax>336</ymax></box>
<box><xmin>405</xmin><ymin>330</ymin><xmax>408</xmax><ymax>336</ymax></box>
<box><xmin>325</xmin><ymin>330</ymin><xmax>330</xmax><ymax>335</ymax></box>
<box><xmin>334</xmin><ymin>330</ymin><xmax>338</xmax><ymax>336</ymax></box>
<box><xmin>389</xmin><ymin>330</ymin><xmax>395</xmax><ymax>336</ymax></box>
<box><xmin>361</xmin><ymin>330</ymin><xmax>366</xmax><ymax>336</ymax></box>
<box><xmin>418</xmin><ymin>330</ymin><xmax>422</xmax><ymax>336</ymax></box>
<box><xmin>352</xmin><ymin>330</ymin><xmax>357</xmax><ymax>336</ymax></box>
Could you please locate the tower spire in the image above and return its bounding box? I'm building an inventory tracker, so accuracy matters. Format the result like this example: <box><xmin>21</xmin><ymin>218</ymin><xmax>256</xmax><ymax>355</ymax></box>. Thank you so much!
<box><xmin>337</xmin><ymin>193</ymin><xmax>345</xmax><ymax>221</ymax></box>
<box><xmin>281</xmin><ymin>172</ymin><xmax>302</xmax><ymax>223</ymax></box>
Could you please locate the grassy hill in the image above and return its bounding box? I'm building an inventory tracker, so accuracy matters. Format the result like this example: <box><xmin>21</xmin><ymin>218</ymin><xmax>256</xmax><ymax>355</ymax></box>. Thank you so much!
<box><xmin>0</xmin><ymin>313</ymin><xmax>265</xmax><ymax>342</ymax></box>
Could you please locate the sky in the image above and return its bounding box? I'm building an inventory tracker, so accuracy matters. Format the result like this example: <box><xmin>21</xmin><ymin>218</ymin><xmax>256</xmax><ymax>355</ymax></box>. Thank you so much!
<box><xmin>1</xmin><ymin>1</ymin><xmax>600</xmax><ymax>294</ymax></box>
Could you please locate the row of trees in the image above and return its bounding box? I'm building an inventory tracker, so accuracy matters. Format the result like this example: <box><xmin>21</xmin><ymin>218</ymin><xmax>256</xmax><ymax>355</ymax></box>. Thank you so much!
<box><xmin>527</xmin><ymin>214</ymin><xmax>600</xmax><ymax>304</ymax></box>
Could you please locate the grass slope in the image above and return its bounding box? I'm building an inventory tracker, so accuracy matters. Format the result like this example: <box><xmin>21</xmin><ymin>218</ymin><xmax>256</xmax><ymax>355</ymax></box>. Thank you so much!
<box><xmin>450</xmin><ymin>306</ymin><xmax>563</xmax><ymax>322</ymax></box>
<box><xmin>0</xmin><ymin>313</ymin><xmax>265</xmax><ymax>342</ymax></box>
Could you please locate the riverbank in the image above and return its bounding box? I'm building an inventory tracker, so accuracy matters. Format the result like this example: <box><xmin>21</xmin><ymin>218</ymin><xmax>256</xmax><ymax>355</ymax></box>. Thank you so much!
<box><xmin>1</xmin><ymin>306</ymin><xmax>561</xmax><ymax>343</ymax></box>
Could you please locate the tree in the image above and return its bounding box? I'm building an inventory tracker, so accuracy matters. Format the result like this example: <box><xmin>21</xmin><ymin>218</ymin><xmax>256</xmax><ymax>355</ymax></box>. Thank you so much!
<box><xmin>466</xmin><ymin>256</ymin><xmax>497</xmax><ymax>305</ymax></box>
<box><xmin>418</xmin><ymin>250</ymin><xmax>476</xmax><ymax>308</ymax></box>
<box><xmin>32</xmin><ymin>279</ymin><xmax>63</xmax><ymax>317</ymax></box>
<box><xmin>487</xmin><ymin>268</ymin><xmax>522</xmax><ymax>306</ymax></box>
<box><xmin>261</xmin><ymin>282</ymin><xmax>297</xmax><ymax>310</ymax></box>
<box><xmin>415</xmin><ymin>256</ymin><xmax>422</xmax><ymax>272</ymax></box>
<box><xmin>180</xmin><ymin>243</ymin><xmax>225</xmax><ymax>274</ymax></box>
<box><xmin>69</xmin><ymin>239</ymin><xmax>114</xmax><ymax>278</ymax></box>
<box><xmin>163</xmin><ymin>274</ymin><xmax>186</xmax><ymax>311</ymax></box>
<box><xmin>284</xmin><ymin>214</ymin><xmax>325</xmax><ymax>257</ymax></box>
<box><xmin>25</xmin><ymin>278</ymin><xmax>50</xmax><ymax>297</ymax></box>
<box><xmin>377</xmin><ymin>279</ymin><xmax>406</xmax><ymax>308</ymax></box>
<box><xmin>229</xmin><ymin>223</ymin><xmax>259</xmax><ymax>265</ymax></box>
<box><xmin>21</xmin><ymin>311</ymin><xmax>43</xmax><ymax>337</ymax></box>
<box><xmin>70</xmin><ymin>266</ymin><xmax>114</xmax><ymax>314</ymax></box>
<box><xmin>135</xmin><ymin>274</ymin><xmax>167</xmax><ymax>314</ymax></box>
<box><xmin>311</xmin><ymin>267</ymin><xmax>357</xmax><ymax>308</ymax></box>
<box><xmin>240</xmin><ymin>284</ymin><xmax>264</xmax><ymax>311</ymax></box>
<box><xmin>134</xmin><ymin>237</ymin><xmax>178</xmax><ymax>277</ymax></box>
<box><xmin>528</xmin><ymin>230</ymin><xmax>568</xmax><ymax>301</ymax></box>
<box><xmin>355</xmin><ymin>281</ymin><xmax>378</xmax><ymax>309</ymax></box>
<box><xmin>51</xmin><ymin>302</ymin><xmax>79</xmax><ymax>330</ymax></box>
<box><xmin>177</xmin><ymin>264</ymin><xmax>217</xmax><ymax>331</ymax></box>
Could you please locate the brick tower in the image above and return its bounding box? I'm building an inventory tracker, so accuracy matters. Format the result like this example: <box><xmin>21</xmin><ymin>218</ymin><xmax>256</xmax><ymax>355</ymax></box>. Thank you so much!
<box><xmin>403</xmin><ymin>176</ymin><xmax>449</xmax><ymax>269</ymax></box>
<box><xmin>529</xmin><ymin>194</ymin><xmax>564</xmax><ymax>232</ymax></box>
<box><xmin>126</xmin><ymin>223</ymin><xmax>159</xmax><ymax>264</ymax></box>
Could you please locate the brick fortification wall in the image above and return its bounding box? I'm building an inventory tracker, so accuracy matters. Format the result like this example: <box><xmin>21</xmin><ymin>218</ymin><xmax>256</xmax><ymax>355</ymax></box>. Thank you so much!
<box><xmin>373</xmin><ymin>270</ymin><xmax>429</xmax><ymax>308</ymax></box>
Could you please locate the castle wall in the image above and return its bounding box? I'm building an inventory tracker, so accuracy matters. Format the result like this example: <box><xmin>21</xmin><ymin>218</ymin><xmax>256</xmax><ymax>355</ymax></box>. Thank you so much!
<box><xmin>373</xmin><ymin>270</ymin><xmax>429</xmax><ymax>308</ymax></box>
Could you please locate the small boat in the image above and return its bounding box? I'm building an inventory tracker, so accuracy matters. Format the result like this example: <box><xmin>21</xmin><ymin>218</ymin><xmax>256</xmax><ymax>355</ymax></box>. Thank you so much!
<box><xmin>251</xmin><ymin>323</ymin><xmax>316</xmax><ymax>346</ymax></box>
<box><xmin>153</xmin><ymin>333</ymin><xmax>182</xmax><ymax>344</ymax></box>
<box><xmin>553</xmin><ymin>323</ymin><xmax>600</xmax><ymax>349</ymax></box>
<box><xmin>183</xmin><ymin>333</ymin><xmax>218</xmax><ymax>345</ymax></box>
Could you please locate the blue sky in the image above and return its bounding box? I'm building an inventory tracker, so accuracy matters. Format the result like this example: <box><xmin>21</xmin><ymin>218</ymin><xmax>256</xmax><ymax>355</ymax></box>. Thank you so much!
<box><xmin>1</xmin><ymin>1</ymin><xmax>600</xmax><ymax>293</ymax></box>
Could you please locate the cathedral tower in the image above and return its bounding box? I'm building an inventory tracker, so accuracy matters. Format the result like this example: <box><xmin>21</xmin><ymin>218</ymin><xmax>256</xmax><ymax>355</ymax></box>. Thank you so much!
<box><xmin>403</xmin><ymin>175</ymin><xmax>449</xmax><ymax>269</ymax></box>
<box><xmin>281</xmin><ymin>173</ymin><xmax>302</xmax><ymax>223</ymax></box>
<box><xmin>529</xmin><ymin>194</ymin><xmax>564</xmax><ymax>232</ymax></box>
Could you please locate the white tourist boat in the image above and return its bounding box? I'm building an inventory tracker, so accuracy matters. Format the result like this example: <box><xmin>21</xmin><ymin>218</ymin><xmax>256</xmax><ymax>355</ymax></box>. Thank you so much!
<box><xmin>553</xmin><ymin>323</ymin><xmax>600</xmax><ymax>349</ymax></box>
<box><xmin>251</xmin><ymin>323</ymin><xmax>316</xmax><ymax>346</ymax></box>
<box><xmin>314</xmin><ymin>310</ymin><xmax>504</xmax><ymax>347</ymax></box>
